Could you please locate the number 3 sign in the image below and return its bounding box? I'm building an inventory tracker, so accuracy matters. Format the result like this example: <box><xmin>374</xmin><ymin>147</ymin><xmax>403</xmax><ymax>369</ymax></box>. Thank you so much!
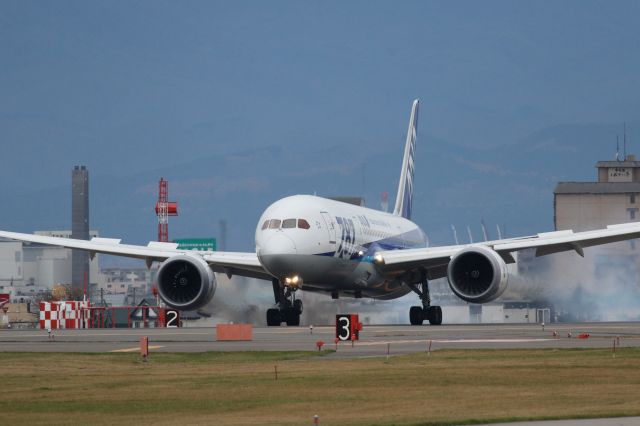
<box><xmin>336</xmin><ymin>314</ymin><xmax>362</xmax><ymax>341</ymax></box>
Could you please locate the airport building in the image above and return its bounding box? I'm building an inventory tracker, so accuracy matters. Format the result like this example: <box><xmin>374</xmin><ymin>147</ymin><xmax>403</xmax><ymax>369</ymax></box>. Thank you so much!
<box><xmin>555</xmin><ymin>155</ymin><xmax>640</xmax><ymax>231</ymax></box>
<box><xmin>549</xmin><ymin>155</ymin><xmax>640</xmax><ymax>320</ymax></box>
<box><xmin>554</xmin><ymin>154</ymin><xmax>640</xmax><ymax>270</ymax></box>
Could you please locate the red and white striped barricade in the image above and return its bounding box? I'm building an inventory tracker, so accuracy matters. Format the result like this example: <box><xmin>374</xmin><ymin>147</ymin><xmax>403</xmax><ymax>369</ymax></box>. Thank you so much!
<box><xmin>40</xmin><ymin>301</ymin><xmax>91</xmax><ymax>329</ymax></box>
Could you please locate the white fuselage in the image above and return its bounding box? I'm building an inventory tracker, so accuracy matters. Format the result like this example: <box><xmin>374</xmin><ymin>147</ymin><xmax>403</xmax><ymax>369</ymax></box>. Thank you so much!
<box><xmin>254</xmin><ymin>195</ymin><xmax>426</xmax><ymax>299</ymax></box>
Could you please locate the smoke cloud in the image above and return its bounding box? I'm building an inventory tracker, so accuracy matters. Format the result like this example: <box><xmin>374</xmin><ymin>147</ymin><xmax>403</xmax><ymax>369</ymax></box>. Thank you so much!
<box><xmin>507</xmin><ymin>245</ymin><xmax>640</xmax><ymax>322</ymax></box>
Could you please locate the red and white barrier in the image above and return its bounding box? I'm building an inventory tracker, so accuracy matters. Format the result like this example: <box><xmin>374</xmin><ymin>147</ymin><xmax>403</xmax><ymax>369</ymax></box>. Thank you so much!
<box><xmin>39</xmin><ymin>301</ymin><xmax>90</xmax><ymax>329</ymax></box>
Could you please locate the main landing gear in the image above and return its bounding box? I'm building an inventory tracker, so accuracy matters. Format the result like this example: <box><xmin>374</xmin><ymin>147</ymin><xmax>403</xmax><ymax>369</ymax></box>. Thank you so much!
<box><xmin>266</xmin><ymin>278</ymin><xmax>303</xmax><ymax>326</ymax></box>
<box><xmin>407</xmin><ymin>280</ymin><xmax>442</xmax><ymax>325</ymax></box>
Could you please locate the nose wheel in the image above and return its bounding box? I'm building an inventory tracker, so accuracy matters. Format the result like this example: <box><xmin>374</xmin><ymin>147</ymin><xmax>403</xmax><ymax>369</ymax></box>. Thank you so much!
<box><xmin>407</xmin><ymin>280</ymin><xmax>442</xmax><ymax>325</ymax></box>
<box><xmin>267</xmin><ymin>278</ymin><xmax>302</xmax><ymax>326</ymax></box>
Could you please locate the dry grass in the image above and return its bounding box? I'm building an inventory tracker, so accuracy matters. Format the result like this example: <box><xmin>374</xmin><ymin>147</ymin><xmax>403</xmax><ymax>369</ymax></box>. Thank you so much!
<box><xmin>1</xmin><ymin>348</ymin><xmax>640</xmax><ymax>425</ymax></box>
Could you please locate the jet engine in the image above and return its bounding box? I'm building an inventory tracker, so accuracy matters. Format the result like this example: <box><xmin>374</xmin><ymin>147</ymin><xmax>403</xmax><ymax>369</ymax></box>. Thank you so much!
<box><xmin>447</xmin><ymin>246</ymin><xmax>509</xmax><ymax>304</ymax></box>
<box><xmin>156</xmin><ymin>254</ymin><xmax>216</xmax><ymax>311</ymax></box>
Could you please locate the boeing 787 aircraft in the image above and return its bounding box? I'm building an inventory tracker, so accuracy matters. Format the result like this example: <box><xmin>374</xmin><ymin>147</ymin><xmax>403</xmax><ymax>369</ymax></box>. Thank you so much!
<box><xmin>2</xmin><ymin>100</ymin><xmax>640</xmax><ymax>326</ymax></box>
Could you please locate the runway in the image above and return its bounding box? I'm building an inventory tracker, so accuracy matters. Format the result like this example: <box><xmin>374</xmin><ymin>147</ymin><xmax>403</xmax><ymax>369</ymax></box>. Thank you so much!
<box><xmin>1</xmin><ymin>322</ymin><xmax>639</xmax><ymax>357</ymax></box>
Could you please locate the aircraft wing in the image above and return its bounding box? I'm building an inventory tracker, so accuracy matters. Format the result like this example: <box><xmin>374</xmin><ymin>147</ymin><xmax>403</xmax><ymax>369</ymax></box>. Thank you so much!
<box><xmin>0</xmin><ymin>230</ymin><xmax>272</xmax><ymax>281</ymax></box>
<box><xmin>375</xmin><ymin>222</ymin><xmax>640</xmax><ymax>279</ymax></box>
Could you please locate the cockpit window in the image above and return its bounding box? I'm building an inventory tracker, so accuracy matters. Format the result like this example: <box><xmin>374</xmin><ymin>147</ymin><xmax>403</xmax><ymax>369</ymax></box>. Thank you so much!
<box><xmin>261</xmin><ymin>220</ymin><xmax>269</xmax><ymax>230</ymax></box>
<box><xmin>282</xmin><ymin>218</ymin><xmax>296</xmax><ymax>229</ymax></box>
<box><xmin>298</xmin><ymin>219</ymin><xmax>310</xmax><ymax>229</ymax></box>
<box><xmin>269</xmin><ymin>219</ymin><xmax>281</xmax><ymax>229</ymax></box>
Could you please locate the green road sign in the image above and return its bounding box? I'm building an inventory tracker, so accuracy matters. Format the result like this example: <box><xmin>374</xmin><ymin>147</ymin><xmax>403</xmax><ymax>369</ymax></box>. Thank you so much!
<box><xmin>174</xmin><ymin>238</ymin><xmax>217</xmax><ymax>251</ymax></box>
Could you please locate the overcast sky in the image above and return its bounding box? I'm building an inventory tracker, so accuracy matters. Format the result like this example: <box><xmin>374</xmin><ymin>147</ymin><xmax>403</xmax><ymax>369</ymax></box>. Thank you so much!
<box><xmin>1</xmin><ymin>1</ymin><xmax>640</xmax><ymax>249</ymax></box>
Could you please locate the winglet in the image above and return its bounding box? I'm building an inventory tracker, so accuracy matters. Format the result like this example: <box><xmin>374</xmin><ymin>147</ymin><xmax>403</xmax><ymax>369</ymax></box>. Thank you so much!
<box><xmin>393</xmin><ymin>99</ymin><xmax>419</xmax><ymax>219</ymax></box>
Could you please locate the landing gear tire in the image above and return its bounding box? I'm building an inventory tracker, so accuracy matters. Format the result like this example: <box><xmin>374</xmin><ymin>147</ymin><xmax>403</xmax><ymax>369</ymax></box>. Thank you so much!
<box><xmin>293</xmin><ymin>299</ymin><xmax>303</xmax><ymax>315</ymax></box>
<box><xmin>427</xmin><ymin>306</ymin><xmax>443</xmax><ymax>325</ymax></box>
<box><xmin>407</xmin><ymin>278</ymin><xmax>443</xmax><ymax>326</ymax></box>
<box><xmin>409</xmin><ymin>306</ymin><xmax>424</xmax><ymax>325</ymax></box>
<box><xmin>266</xmin><ymin>308</ymin><xmax>282</xmax><ymax>326</ymax></box>
<box><xmin>284</xmin><ymin>308</ymin><xmax>301</xmax><ymax>326</ymax></box>
<box><xmin>269</xmin><ymin>278</ymin><xmax>303</xmax><ymax>327</ymax></box>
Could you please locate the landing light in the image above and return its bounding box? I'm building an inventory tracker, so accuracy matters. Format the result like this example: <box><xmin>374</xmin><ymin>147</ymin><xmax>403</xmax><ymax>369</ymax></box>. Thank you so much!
<box><xmin>374</xmin><ymin>253</ymin><xmax>384</xmax><ymax>264</ymax></box>
<box><xmin>285</xmin><ymin>275</ymin><xmax>302</xmax><ymax>287</ymax></box>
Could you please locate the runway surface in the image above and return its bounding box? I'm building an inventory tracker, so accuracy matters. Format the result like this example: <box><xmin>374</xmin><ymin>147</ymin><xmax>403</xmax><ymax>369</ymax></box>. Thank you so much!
<box><xmin>1</xmin><ymin>322</ymin><xmax>639</xmax><ymax>357</ymax></box>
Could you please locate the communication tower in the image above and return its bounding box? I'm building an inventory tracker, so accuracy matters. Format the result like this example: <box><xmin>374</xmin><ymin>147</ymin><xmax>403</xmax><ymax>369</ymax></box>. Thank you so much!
<box><xmin>155</xmin><ymin>178</ymin><xmax>178</xmax><ymax>242</ymax></box>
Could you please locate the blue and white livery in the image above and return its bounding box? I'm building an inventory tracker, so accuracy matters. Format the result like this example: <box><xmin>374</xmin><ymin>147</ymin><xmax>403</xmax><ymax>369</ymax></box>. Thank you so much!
<box><xmin>3</xmin><ymin>99</ymin><xmax>640</xmax><ymax>325</ymax></box>
<box><xmin>393</xmin><ymin>99</ymin><xmax>418</xmax><ymax>220</ymax></box>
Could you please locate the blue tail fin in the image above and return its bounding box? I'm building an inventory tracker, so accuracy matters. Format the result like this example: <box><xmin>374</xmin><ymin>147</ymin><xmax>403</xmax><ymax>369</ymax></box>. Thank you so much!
<box><xmin>393</xmin><ymin>99</ymin><xmax>419</xmax><ymax>220</ymax></box>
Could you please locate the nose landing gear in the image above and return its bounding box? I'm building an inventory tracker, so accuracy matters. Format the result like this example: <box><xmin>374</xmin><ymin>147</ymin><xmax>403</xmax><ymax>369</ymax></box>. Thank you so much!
<box><xmin>407</xmin><ymin>280</ymin><xmax>442</xmax><ymax>325</ymax></box>
<box><xmin>266</xmin><ymin>278</ymin><xmax>303</xmax><ymax>326</ymax></box>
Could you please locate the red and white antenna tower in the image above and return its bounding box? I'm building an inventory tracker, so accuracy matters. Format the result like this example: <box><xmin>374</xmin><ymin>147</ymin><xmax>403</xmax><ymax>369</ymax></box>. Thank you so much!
<box><xmin>155</xmin><ymin>178</ymin><xmax>178</xmax><ymax>242</ymax></box>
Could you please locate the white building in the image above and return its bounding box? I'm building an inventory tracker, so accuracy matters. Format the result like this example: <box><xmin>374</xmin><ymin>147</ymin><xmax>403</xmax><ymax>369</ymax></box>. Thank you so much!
<box><xmin>0</xmin><ymin>230</ymin><xmax>100</xmax><ymax>298</ymax></box>
<box><xmin>97</xmin><ymin>267</ymin><xmax>153</xmax><ymax>297</ymax></box>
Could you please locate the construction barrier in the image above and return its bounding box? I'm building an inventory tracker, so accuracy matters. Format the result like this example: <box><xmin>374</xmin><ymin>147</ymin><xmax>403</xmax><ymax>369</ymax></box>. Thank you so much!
<box><xmin>216</xmin><ymin>324</ymin><xmax>253</xmax><ymax>341</ymax></box>
<box><xmin>39</xmin><ymin>301</ymin><xmax>90</xmax><ymax>330</ymax></box>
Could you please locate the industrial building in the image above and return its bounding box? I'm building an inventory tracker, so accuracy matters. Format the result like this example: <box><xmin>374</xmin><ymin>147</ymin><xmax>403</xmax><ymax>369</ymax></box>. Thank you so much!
<box><xmin>0</xmin><ymin>235</ymin><xmax>165</xmax><ymax>308</ymax></box>
<box><xmin>97</xmin><ymin>267</ymin><xmax>155</xmax><ymax>305</ymax></box>
<box><xmin>0</xmin><ymin>165</ymin><xmax>96</xmax><ymax>300</ymax></box>
<box><xmin>0</xmin><ymin>230</ymin><xmax>101</xmax><ymax>300</ymax></box>
<box><xmin>72</xmin><ymin>165</ymin><xmax>90</xmax><ymax>293</ymax></box>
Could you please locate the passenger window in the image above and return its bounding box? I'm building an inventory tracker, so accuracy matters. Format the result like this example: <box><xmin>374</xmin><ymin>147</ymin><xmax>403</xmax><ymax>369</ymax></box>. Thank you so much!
<box><xmin>269</xmin><ymin>219</ymin><xmax>281</xmax><ymax>229</ymax></box>
<box><xmin>261</xmin><ymin>220</ymin><xmax>269</xmax><ymax>230</ymax></box>
<box><xmin>298</xmin><ymin>219</ymin><xmax>311</xmax><ymax>229</ymax></box>
<box><xmin>282</xmin><ymin>218</ymin><xmax>296</xmax><ymax>229</ymax></box>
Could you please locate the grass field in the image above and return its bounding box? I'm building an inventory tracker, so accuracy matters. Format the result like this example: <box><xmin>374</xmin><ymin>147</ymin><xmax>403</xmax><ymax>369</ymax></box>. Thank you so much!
<box><xmin>2</xmin><ymin>348</ymin><xmax>640</xmax><ymax>425</ymax></box>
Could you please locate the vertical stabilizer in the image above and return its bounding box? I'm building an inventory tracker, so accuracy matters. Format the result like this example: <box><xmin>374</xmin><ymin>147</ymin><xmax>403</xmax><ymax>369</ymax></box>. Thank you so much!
<box><xmin>393</xmin><ymin>99</ymin><xmax>419</xmax><ymax>219</ymax></box>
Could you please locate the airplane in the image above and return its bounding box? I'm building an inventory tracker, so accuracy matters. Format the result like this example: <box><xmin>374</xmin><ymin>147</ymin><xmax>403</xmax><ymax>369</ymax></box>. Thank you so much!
<box><xmin>2</xmin><ymin>99</ymin><xmax>640</xmax><ymax>326</ymax></box>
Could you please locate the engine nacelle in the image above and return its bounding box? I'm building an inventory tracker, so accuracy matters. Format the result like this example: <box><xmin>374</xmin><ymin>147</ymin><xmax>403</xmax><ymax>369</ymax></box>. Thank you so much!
<box><xmin>156</xmin><ymin>254</ymin><xmax>216</xmax><ymax>311</ymax></box>
<box><xmin>447</xmin><ymin>246</ymin><xmax>509</xmax><ymax>304</ymax></box>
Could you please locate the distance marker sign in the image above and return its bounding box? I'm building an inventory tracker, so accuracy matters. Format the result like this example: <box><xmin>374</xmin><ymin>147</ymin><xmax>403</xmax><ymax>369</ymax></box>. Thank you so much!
<box><xmin>336</xmin><ymin>314</ymin><xmax>362</xmax><ymax>341</ymax></box>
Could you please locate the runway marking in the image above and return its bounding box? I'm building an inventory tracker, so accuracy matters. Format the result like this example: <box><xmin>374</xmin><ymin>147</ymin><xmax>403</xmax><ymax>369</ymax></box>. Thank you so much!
<box><xmin>111</xmin><ymin>345</ymin><xmax>164</xmax><ymax>353</ymax></box>
<box><xmin>257</xmin><ymin>329</ymin><xmax>317</xmax><ymax>335</ymax></box>
<box><xmin>436</xmin><ymin>338</ymin><xmax>556</xmax><ymax>343</ymax></box>
<box><xmin>355</xmin><ymin>338</ymin><xmax>556</xmax><ymax>346</ymax></box>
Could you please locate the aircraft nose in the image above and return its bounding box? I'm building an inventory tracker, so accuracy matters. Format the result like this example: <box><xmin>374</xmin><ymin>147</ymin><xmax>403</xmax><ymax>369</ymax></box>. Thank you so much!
<box><xmin>259</xmin><ymin>233</ymin><xmax>297</xmax><ymax>256</ymax></box>
<box><xmin>258</xmin><ymin>233</ymin><xmax>298</xmax><ymax>277</ymax></box>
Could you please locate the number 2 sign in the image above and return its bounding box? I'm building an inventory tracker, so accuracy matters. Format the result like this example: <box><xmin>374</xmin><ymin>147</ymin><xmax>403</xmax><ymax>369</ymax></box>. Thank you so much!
<box><xmin>165</xmin><ymin>309</ymin><xmax>180</xmax><ymax>328</ymax></box>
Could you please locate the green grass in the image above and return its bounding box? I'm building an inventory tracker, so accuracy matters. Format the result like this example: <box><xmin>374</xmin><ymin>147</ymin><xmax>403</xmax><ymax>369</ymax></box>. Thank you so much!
<box><xmin>2</xmin><ymin>348</ymin><xmax>640</xmax><ymax>425</ymax></box>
